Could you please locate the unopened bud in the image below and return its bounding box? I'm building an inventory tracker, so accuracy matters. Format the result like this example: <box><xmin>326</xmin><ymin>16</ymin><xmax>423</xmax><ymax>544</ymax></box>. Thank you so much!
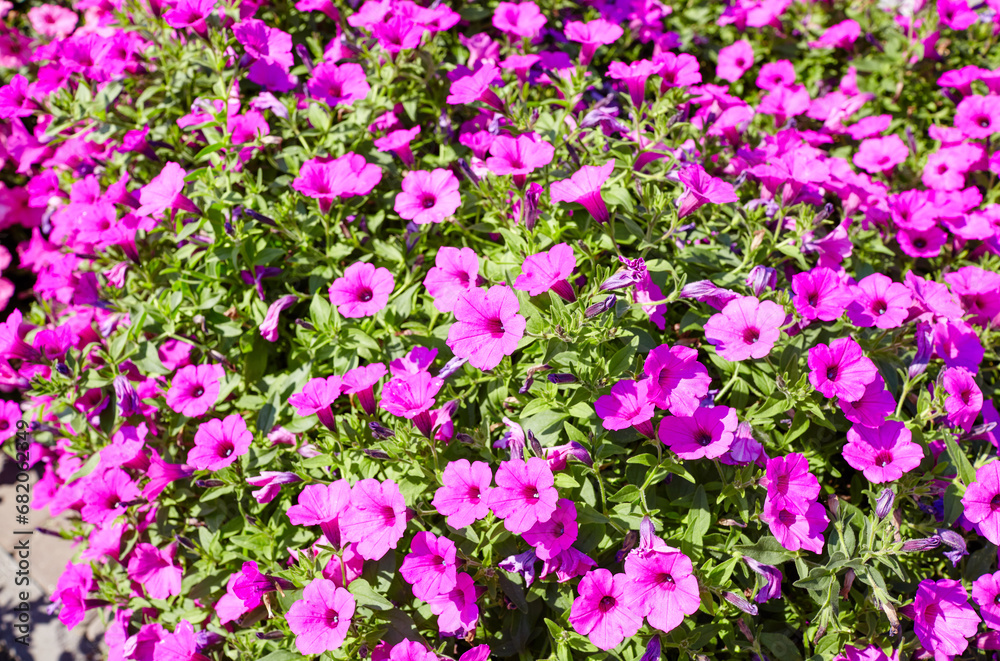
<box><xmin>875</xmin><ymin>488</ymin><xmax>895</xmax><ymax>519</ymax></box>
<box><xmin>585</xmin><ymin>295</ymin><xmax>617</xmax><ymax>318</ymax></box>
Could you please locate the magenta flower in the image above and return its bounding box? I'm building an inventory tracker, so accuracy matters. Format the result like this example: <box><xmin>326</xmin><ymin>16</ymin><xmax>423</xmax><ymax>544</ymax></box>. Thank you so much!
<box><xmin>759</xmin><ymin>453</ymin><xmax>821</xmax><ymax>511</ymax></box>
<box><xmin>373</xmin><ymin>126</ymin><xmax>421</xmax><ymax>166</ymax></box>
<box><xmin>447</xmin><ymin>62</ymin><xmax>505</xmax><ymax>112</ymax></box>
<box><xmin>564</xmin><ymin>19</ymin><xmax>623</xmax><ymax>66</ymax></box>
<box><xmin>933</xmin><ymin>320</ymin><xmax>984</xmax><ymax>371</ymax></box>
<box><xmin>549</xmin><ymin>160</ymin><xmax>615</xmax><ymax>224</ymax></box>
<box><xmin>286</xmin><ymin>480</ymin><xmax>351</xmax><ymax>543</ymax></box>
<box><xmin>842</xmin><ymin>421</ymin><xmax>923</xmax><ymax>483</ymax></box>
<box><xmin>395</xmin><ymin>169</ymin><xmax>461</xmax><ymax>225</ymax></box>
<box><xmin>144</xmin><ymin>450</ymin><xmax>195</xmax><ymax>500</ymax></box>
<box><xmin>388</xmin><ymin>640</ymin><xmax>438</xmax><ymax>661</ymax></box>
<box><xmin>492</xmin><ymin>2</ymin><xmax>546</xmax><ymax>39</ymax></box>
<box><xmin>623</xmin><ymin>546</ymin><xmax>700</xmax><ymax>633</ymax></box>
<box><xmin>188</xmin><ymin>414</ymin><xmax>253</xmax><ymax>471</ymax></box>
<box><xmin>260</xmin><ymin>294</ymin><xmax>297</xmax><ymax>342</ymax></box>
<box><xmin>716</xmin><ymin>40</ymin><xmax>754</xmax><ymax>82</ymax></box>
<box><xmin>514</xmin><ymin>243</ymin><xmax>577</xmax><ymax>302</ymax></box>
<box><xmin>380</xmin><ymin>371</ymin><xmax>443</xmax><ymax>437</ymax></box>
<box><xmin>523</xmin><ymin>498</ymin><xmax>578</xmax><ymax>560</ymax></box>
<box><xmin>853</xmin><ymin>135</ymin><xmax>909</xmax><ymax>173</ymax></box>
<box><xmin>791</xmin><ymin>267</ymin><xmax>852</xmax><ymax>321</ymax></box>
<box><xmin>81</xmin><ymin>468</ymin><xmax>140</xmax><ymax>526</ymax></box>
<box><xmin>135</xmin><ymin>162</ymin><xmax>200</xmax><ymax>218</ymax></box>
<box><xmin>840</xmin><ymin>374</ymin><xmax>896</xmax><ymax>428</ymax></box>
<box><xmin>608</xmin><ymin>61</ymin><xmax>657</xmax><ymax>107</ymax></box>
<box><xmin>307</xmin><ymin>62</ymin><xmax>370</xmax><ymax>107</ymax></box>
<box><xmin>912</xmin><ymin>579</ymin><xmax>980</xmax><ymax>661</ymax></box>
<box><xmin>288</xmin><ymin>375</ymin><xmax>343</xmax><ymax>431</ymax></box>
<box><xmin>248</xmin><ymin>471</ymin><xmax>302</xmax><ymax>505</ymax></box>
<box><xmin>342</xmin><ymin>363</ymin><xmax>387</xmax><ymax>416</ymax></box>
<box><xmin>328</xmin><ymin>262</ymin><xmax>395</xmax><ymax>318</ymax></box>
<box><xmin>760</xmin><ymin>498</ymin><xmax>828</xmax><ymax>553</ymax></box>
<box><xmin>165</xmin><ymin>363</ymin><xmax>224</xmax><ymax>418</ymax></box>
<box><xmin>432</xmin><ymin>459</ymin><xmax>493</xmax><ymax>528</ymax></box>
<box><xmin>595</xmin><ymin>379</ymin><xmax>655</xmax><ymax>437</ymax></box>
<box><xmin>373</xmin><ymin>17</ymin><xmax>426</xmax><ymax>53</ymax></box>
<box><xmin>339</xmin><ymin>479</ymin><xmax>407</xmax><ymax>560</ymax></box>
<box><xmin>973</xmin><ymin>571</ymin><xmax>1000</xmax><ymax>631</ymax></box>
<box><xmin>757</xmin><ymin>61</ymin><xmax>795</xmax><ymax>90</ymax></box>
<box><xmin>846</xmin><ymin>274</ymin><xmax>913</xmax><ymax>329</ymax></box>
<box><xmin>287</xmin><ymin>578</ymin><xmax>355</xmax><ymax>655</ymax></box>
<box><xmin>568</xmin><ymin>569</ymin><xmax>641</xmax><ymax>650</ymax></box>
<box><xmin>942</xmin><ymin>366</ymin><xmax>983</xmax><ymax>431</ymax></box>
<box><xmin>424</xmin><ymin>247</ymin><xmax>481</xmax><ymax>313</ymax></box>
<box><xmin>807</xmin><ymin>337</ymin><xmax>878</xmax><ymax>402</ymax></box>
<box><xmin>27</xmin><ymin>5</ymin><xmax>77</xmax><ymax>38</ymax></box>
<box><xmin>676</xmin><ymin>165</ymin><xmax>738</xmax><ymax>218</ymax></box>
<box><xmin>153</xmin><ymin>621</ymin><xmax>210</xmax><ymax>661</ymax></box>
<box><xmin>426</xmin><ymin>573</ymin><xmax>483</xmax><ymax>636</ymax></box>
<box><xmin>964</xmin><ymin>461</ymin><xmax>1000</xmax><ymax>544</ymax></box>
<box><xmin>703</xmin><ymin>295</ymin><xmax>785</xmax><ymax>361</ymax></box>
<box><xmin>127</xmin><ymin>543</ymin><xmax>182</xmax><ymax>600</ymax></box>
<box><xmin>163</xmin><ymin>0</ymin><xmax>215</xmax><ymax>32</ymax></box>
<box><xmin>809</xmin><ymin>18</ymin><xmax>860</xmax><ymax>49</ymax></box>
<box><xmin>400</xmin><ymin>531</ymin><xmax>457</xmax><ymax>600</ymax></box>
<box><xmin>955</xmin><ymin>95</ymin><xmax>1000</xmax><ymax>139</ymax></box>
<box><xmin>489</xmin><ymin>457</ymin><xmax>558</xmax><ymax>533</ymax></box>
<box><xmin>655</xmin><ymin>52</ymin><xmax>702</xmax><ymax>88</ymax></box>
<box><xmin>447</xmin><ymin>285</ymin><xmax>526</xmax><ymax>371</ymax></box>
<box><xmin>292</xmin><ymin>154</ymin><xmax>383</xmax><ymax>213</ymax></box>
<box><xmin>658</xmin><ymin>405</ymin><xmax>738</xmax><ymax>460</ymax></box>
<box><xmin>485</xmin><ymin>133</ymin><xmax>555</xmax><ymax>189</ymax></box>
<box><xmin>642</xmin><ymin>344</ymin><xmax>712</xmax><ymax>416</ymax></box>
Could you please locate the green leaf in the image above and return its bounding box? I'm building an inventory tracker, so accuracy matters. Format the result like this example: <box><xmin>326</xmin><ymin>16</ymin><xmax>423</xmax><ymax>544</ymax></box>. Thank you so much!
<box><xmin>735</xmin><ymin>536</ymin><xmax>797</xmax><ymax>566</ymax></box>
<box><xmin>944</xmin><ymin>435</ymin><xmax>976</xmax><ymax>486</ymax></box>
<box><xmin>259</xmin><ymin>651</ymin><xmax>304</xmax><ymax>661</ymax></box>
<box><xmin>347</xmin><ymin>579</ymin><xmax>394</xmax><ymax>611</ymax></box>
<box><xmin>760</xmin><ymin>633</ymin><xmax>802</xmax><ymax>661</ymax></box>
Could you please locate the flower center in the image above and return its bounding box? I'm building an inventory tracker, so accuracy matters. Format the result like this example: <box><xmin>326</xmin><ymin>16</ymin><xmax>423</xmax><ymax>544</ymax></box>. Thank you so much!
<box><xmin>961</xmin><ymin>389</ymin><xmax>972</xmax><ymax>405</ymax></box>
<box><xmin>872</xmin><ymin>299</ymin><xmax>887</xmax><ymax>315</ymax></box>
<box><xmin>777</xmin><ymin>509</ymin><xmax>796</xmax><ymax>526</ymax></box>
<box><xmin>873</xmin><ymin>451</ymin><xmax>893</xmax><ymax>468</ymax></box>
<box><xmin>0</xmin><ymin>420</ymin><xmax>8</xmax><ymax>430</ymax></box>
<box><xmin>994</xmin><ymin>593</ymin><xmax>1000</xmax><ymax>606</ymax></box>
<box><xmin>192</xmin><ymin>386</ymin><xmax>205</xmax><ymax>398</ymax></box>
<box><xmin>486</xmin><ymin>317</ymin><xmax>506</xmax><ymax>335</ymax></box>
<box><xmin>523</xmin><ymin>486</ymin><xmax>539</xmax><ymax>500</ymax></box>
<box><xmin>658</xmin><ymin>573</ymin><xmax>675</xmax><ymax>587</ymax></box>
<box><xmin>421</xmin><ymin>195</ymin><xmax>437</xmax><ymax>209</ymax></box>
<box><xmin>913</xmin><ymin>238</ymin><xmax>926</xmax><ymax>249</ymax></box>
<box><xmin>978</xmin><ymin>116</ymin><xmax>991</xmax><ymax>128</ymax></box>
<box><xmin>807</xmin><ymin>293</ymin><xmax>818</xmax><ymax>307</ymax></box>
<box><xmin>990</xmin><ymin>493</ymin><xmax>1000</xmax><ymax>512</ymax></box>
<box><xmin>696</xmin><ymin>431</ymin><xmax>713</xmax><ymax>447</ymax></box>
<box><xmin>381</xmin><ymin>505</ymin><xmax>397</xmax><ymax>524</ymax></box>
<box><xmin>826</xmin><ymin>366</ymin><xmax>838</xmax><ymax>381</ymax></box>
<box><xmin>326</xmin><ymin>609</ymin><xmax>340</xmax><ymax>626</ymax></box>
<box><xmin>219</xmin><ymin>442</ymin><xmax>234</xmax><ymax>458</ymax></box>
<box><xmin>742</xmin><ymin>327</ymin><xmax>760</xmax><ymax>344</ymax></box>
<box><xmin>358</xmin><ymin>288</ymin><xmax>374</xmax><ymax>302</ymax></box>
<box><xmin>598</xmin><ymin>595</ymin><xmax>616</xmax><ymax>612</ymax></box>
<box><xmin>468</xmin><ymin>486</ymin><xmax>481</xmax><ymax>502</ymax></box>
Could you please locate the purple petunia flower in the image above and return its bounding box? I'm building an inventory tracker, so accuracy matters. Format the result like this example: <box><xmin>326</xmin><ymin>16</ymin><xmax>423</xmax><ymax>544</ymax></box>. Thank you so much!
<box><xmin>962</xmin><ymin>461</ymin><xmax>1000</xmax><ymax>545</ymax></box>
<box><xmin>400</xmin><ymin>531</ymin><xmax>458</xmax><ymax>600</ymax></box>
<box><xmin>522</xmin><ymin>498</ymin><xmax>578</xmax><ymax>560</ymax></box>
<box><xmin>912</xmin><ymin>579</ymin><xmax>980</xmax><ymax>661</ymax></box>
<box><xmin>941</xmin><ymin>366</ymin><xmax>983</xmax><ymax>431</ymax></box>
<box><xmin>594</xmin><ymin>379</ymin><xmax>656</xmax><ymax>437</ymax></box>
<box><xmin>550</xmin><ymin>161</ymin><xmax>615</xmax><ymax>224</ymax></box>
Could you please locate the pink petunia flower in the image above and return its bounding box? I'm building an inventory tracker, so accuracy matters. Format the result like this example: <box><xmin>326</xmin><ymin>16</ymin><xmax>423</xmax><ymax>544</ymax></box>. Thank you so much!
<box><xmin>760</xmin><ymin>498</ymin><xmax>828</xmax><ymax>553</ymax></box>
<box><xmin>292</xmin><ymin>154</ymin><xmax>383</xmax><ymax>213</ymax></box>
<box><xmin>342</xmin><ymin>363</ymin><xmax>387</xmax><ymax>416</ymax></box>
<box><xmin>492</xmin><ymin>2</ymin><xmax>546</xmax><ymax>39</ymax></box>
<box><xmin>840</xmin><ymin>375</ymin><xmax>896</xmax><ymax>428</ymax></box>
<box><xmin>972</xmin><ymin>571</ymin><xmax>1000</xmax><ymax>631</ymax></box>
<box><xmin>188</xmin><ymin>414</ymin><xmax>253</xmax><ymax>471</ymax></box>
<box><xmin>514</xmin><ymin>243</ymin><xmax>577</xmax><ymax>302</ymax></box>
<box><xmin>523</xmin><ymin>498</ymin><xmax>578</xmax><ymax>560</ymax></box>
<box><xmin>595</xmin><ymin>379</ymin><xmax>655</xmax><ymax>436</ymax></box>
<box><xmin>954</xmin><ymin>94</ymin><xmax>1000</xmax><ymax>139</ymax></box>
<box><xmin>426</xmin><ymin>573</ymin><xmax>483</xmax><ymax>636</ymax></box>
<box><xmin>549</xmin><ymin>160</ymin><xmax>615</xmax><ymax>224</ymax></box>
<box><xmin>154</xmin><ymin>621</ymin><xmax>210</xmax><ymax>661</ymax></box>
<box><xmin>135</xmin><ymin>162</ymin><xmax>200</xmax><ymax>218</ymax></box>
<box><xmin>676</xmin><ymin>164</ymin><xmax>739</xmax><ymax>218</ymax></box>
<box><xmin>394</xmin><ymin>169</ymin><xmax>461</xmax><ymax>225</ymax></box>
<box><xmin>759</xmin><ymin>453</ymin><xmax>821</xmax><ymax>510</ymax></box>
<box><xmin>853</xmin><ymin>135</ymin><xmax>909</xmax><ymax>173</ymax></box>
<box><xmin>564</xmin><ymin>19</ymin><xmax>623</xmax><ymax>66</ymax></box>
<box><xmin>756</xmin><ymin>60</ymin><xmax>796</xmax><ymax>90</ymax></box>
<box><xmin>716</xmin><ymin>40</ymin><xmax>754</xmax><ymax>82</ymax></box>
<box><xmin>166</xmin><ymin>363</ymin><xmax>225</xmax><ymax>418</ymax></box>
<box><xmin>447</xmin><ymin>285</ymin><xmax>526</xmax><ymax>371</ymax></box>
<box><xmin>339</xmin><ymin>479</ymin><xmax>407</xmax><ymax>560</ymax></box>
<box><xmin>287</xmin><ymin>578</ymin><xmax>355</xmax><ymax>655</ymax></box>
<box><xmin>703</xmin><ymin>295</ymin><xmax>785</xmax><ymax>361</ymax></box>
<box><xmin>432</xmin><ymin>459</ymin><xmax>493</xmax><ymax>528</ymax></box>
<box><xmin>446</xmin><ymin>62</ymin><xmax>505</xmax><ymax>112</ymax></box>
<box><xmin>248</xmin><ymin>471</ymin><xmax>302</xmax><ymax>505</ymax></box>
<box><xmin>941</xmin><ymin>366</ymin><xmax>983</xmax><ymax>431</ymax></box>
<box><xmin>641</xmin><ymin>344</ymin><xmax>711</xmax><ymax>416</ymax></box>
<box><xmin>424</xmin><ymin>247</ymin><xmax>481</xmax><ymax>313</ymax></box>
<box><xmin>81</xmin><ymin>468</ymin><xmax>140</xmax><ymax>527</ymax></box>
<box><xmin>307</xmin><ymin>62</ymin><xmax>370</xmax><ymax>107</ymax></box>
<box><xmin>568</xmin><ymin>569</ymin><xmax>641</xmax><ymax>650</ymax></box>
<box><xmin>608</xmin><ymin>62</ymin><xmax>657</xmax><ymax>107</ymax></box>
<box><xmin>163</xmin><ymin>0</ymin><xmax>215</xmax><ymax>32</ymax></box>
<box><xmin>809</xmin><ymin>19</ymin><xmax>860</xmax><ymax>49</ymax></box>
<box><xmin>658</xmin><ymin>406</ymin><xmax>738</xmax><ymax>460</ymax></box>
<box><xmin>623</xmin><ymin>544</ymin><xmax>700</xmax><ymax>633</ymax></box>
<box><xmin>328</xmin><ymin>262</ymin><xmax>394</xmax><ymax>318</ymax></box>
<box><xmin>400</xmin><ymin>531</ymin><xmax>457</xmax><ymax>600</ymax></box>
<box><xmin>28</xmin><ymin>4</ymin><xmax>78</xmax><ymax>38</ymax></box>
<box><xmin>489</xmin><ymin>457</ymin><xmax>558</xmax><ymax>533</ymax></box>
<box><xmin>791</xmin><ymin>267</ymin><xmax>852</xmax><ymax>321</ymax></box>
<box><xmin>842</xmin><ymin>421</ymin><xmax>923</xmax><ymax>483</ymax></box>
<box><xmin>655</xmin><ymin>52</ymin><xmax>702</xmax><ymax>89</ymax></box>
<box><xmin>380</xmin><ymin>371</ymin><xmax>443</xmax><ymax>437</ymax></box>
<box><xmin>964</xmin><ymin>461</ymin><xmax>1000</xmax><ymax>544</ymax></box>
<box><xmin>127</xmin><ymin>542</ymin><xmax>182</xmax><ymax>600</ymax></box>
<box><xmin>374</xmin><ymin>126</ymin><xmax>421</xmax><ymax>165</ymax></box>
<box><xmin>846</xmin><ymin>274</ymin><xmax>913</xmax><ymax>329</ymax></box>
<box><xmin>933</xmin><ymin>320</ymin><xmax>983</xmax><ymax>370</ymax></box>
<box><xmin>485</xmin><ymin>133</ymin><xmax>554</xmax><ymax>189</ymax></box>
<box><xmin>288</xmin><ymin>375</ymin><xmax>343</xmax><ymax>431</ymax></box>
<box><xmin>807</xmin><ymin>337</ymin><xmax>878</xmax><ymax>402</ymax></box>
<box><xmin>286</xmin><ymin>480</ymin><xmax>351</xmax><ymax>543</ymax></box>
<box><xmin>912</xmin><ymin>579</ymin><xmax>980</xmax><ymax>661</ymax></box>
<box><xmin>387</xmin><ymin>639</ymin><xmax>437</xmax><ymax>661</ymax></box>
<box><xmin>260</xmin><ymin>295</ymin><xmax>297</xmax><ymax>342</ymax></box>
